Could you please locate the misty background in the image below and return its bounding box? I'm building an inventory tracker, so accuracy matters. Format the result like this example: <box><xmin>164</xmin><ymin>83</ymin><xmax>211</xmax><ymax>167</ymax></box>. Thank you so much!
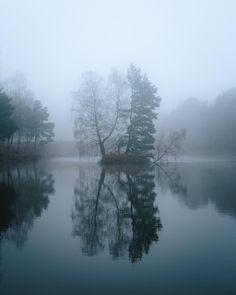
<box><xmin>0</xmin><ymin>0</ymin><xmax>236</xmax><ymax>144</ymax></box>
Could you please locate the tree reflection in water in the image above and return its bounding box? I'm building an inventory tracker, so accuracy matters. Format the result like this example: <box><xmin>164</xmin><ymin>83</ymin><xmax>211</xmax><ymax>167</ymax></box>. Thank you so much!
<box><xmin>0</xmin><ymin>166</ymin><xmax>54</xmax><ymax>246</ymax></box>
<box><xmin>155</xmin><ymin>163</ymin><xmax>187</xmax><ymax>196</ymax></box>
<box><xmin>0</xmin><ymin>165</ymin><xmax>54</xmax><ymax>281</ymax></box>
<box><xmin>72</xmin><ymin>166</ymin><xmax>162</xmax><ymax>263</ymax></box>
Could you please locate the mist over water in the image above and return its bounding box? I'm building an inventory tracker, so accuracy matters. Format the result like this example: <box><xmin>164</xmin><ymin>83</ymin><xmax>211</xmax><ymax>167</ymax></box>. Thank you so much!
<box><xmin>1</xmin><ymin>1</ymin><xmax>236</xmax><ymax>294</ymax></box>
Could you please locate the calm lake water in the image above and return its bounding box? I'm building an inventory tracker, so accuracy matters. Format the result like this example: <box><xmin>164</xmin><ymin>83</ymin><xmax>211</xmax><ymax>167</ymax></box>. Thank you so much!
<box><xmin>0</xmin><ymin>158</ymin><xmax>236</xmax><ymax>295</ymax></box>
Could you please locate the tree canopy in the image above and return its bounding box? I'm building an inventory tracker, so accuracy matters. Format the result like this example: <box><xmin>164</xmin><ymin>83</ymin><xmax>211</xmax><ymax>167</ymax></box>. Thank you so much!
<box><xmin>126</xmin><ymin>64</ymin><xmax>161</xmax><ymax>157</ymax></box>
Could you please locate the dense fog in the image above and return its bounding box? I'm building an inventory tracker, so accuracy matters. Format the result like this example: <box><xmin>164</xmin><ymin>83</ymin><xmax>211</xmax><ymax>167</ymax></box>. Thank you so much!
<box><xmin>0</xmin><ymin>0</ymin><xmax>236</xmax><ymax>156</ymax></box>
<box><xmin>159</xmin><ymin>89</ymin><xmax>236</xmax><ymax>155</ymax></box>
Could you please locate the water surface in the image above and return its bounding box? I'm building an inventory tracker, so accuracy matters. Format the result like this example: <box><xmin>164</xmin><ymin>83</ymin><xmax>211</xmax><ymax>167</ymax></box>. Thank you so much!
<box><xmin>0</xmin><ymin>159</ymin><xmax>236</xmax><ymax>295</ymax></box>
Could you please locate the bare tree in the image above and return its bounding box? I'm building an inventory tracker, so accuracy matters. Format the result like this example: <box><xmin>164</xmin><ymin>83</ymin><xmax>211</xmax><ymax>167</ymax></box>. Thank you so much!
<box><xmin>153</xmin><ymin>129</ymin><xmax>186</xmax><ymax>164</ymax></box>
<box><xmin>73</xmin><ymin>70</ymin><xmax>127</xmax><ymax>157</ymax></box>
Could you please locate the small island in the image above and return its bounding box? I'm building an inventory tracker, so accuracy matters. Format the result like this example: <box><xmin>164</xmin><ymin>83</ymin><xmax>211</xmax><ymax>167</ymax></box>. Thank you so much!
<box><xmin>73</xmin><ymin>64</ymin><xmax>185</xmax><ymax>166</ymax></box>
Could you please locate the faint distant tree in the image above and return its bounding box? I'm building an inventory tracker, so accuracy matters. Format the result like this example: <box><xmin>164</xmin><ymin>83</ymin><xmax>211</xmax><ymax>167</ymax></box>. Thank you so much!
<box><xmin>3</xmin><ymin>74</ymin><xmax>54</xmax><ymax>154</ymax></box>
<box><xmin>211</xmin><ymin>88</ymin><xmax>236</xmax><ymax>153</ymax></box>
<box><xmin>73</xmin><ymin>70</ymin><xmax>127</xmax><ymax>157</ymax></box>
<box><xmin>153</xmin><ymin>129</ymin><xmax>186</xmax><ymax>163</ymax></box>
<box><xmin>4</xmin><ymin>73</ymin><xmax>34</xmax><ymax>152</ymax></box>
<box><xmin>30</xmin><ymin>100</ymin><xmax>54</xmax><ymax>153</ymax></box>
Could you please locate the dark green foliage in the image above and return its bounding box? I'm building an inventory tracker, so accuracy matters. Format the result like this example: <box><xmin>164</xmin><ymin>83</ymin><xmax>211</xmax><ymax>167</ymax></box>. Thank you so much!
<box><xmin>126</xmin><ymin>64</ymin><xmax>161</xmax><ymax>157</ymax></box>
<box><xmin>0</xmin><ymin>89</ymin><xmax>17</xmax><ymax>142</ymax></box>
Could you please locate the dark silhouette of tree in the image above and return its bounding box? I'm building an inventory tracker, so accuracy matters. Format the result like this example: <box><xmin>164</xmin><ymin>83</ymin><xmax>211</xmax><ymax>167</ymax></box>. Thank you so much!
<box><xmin>0</xmin><ymin>89</ymin><xmax>17</xmax><ymax>145</ymax></box>
<box><xmin>126</xmin><ymin>64</ymin><xmax>161</xmax><ymax>157</ymax></box>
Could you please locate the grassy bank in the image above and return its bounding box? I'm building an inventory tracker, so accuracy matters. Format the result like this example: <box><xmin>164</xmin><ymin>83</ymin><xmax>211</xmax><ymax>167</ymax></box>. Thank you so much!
<box><xmin>0</xmin><ymin>148</ymin><xmax>41</xmax><ymax>164</ymax></box>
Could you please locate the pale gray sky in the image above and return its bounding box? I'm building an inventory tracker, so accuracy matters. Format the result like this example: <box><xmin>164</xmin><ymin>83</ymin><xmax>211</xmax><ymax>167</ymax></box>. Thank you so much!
<box><xmin>0</xmin><ymin>0</ymin><xmax>236</xmax><ymax>140</ymax></box>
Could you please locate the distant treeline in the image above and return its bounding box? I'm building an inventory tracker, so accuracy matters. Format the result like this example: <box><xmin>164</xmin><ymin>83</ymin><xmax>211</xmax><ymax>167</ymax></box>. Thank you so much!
<box><xmin>0</xmin><ymin>75</ymin><xmax>54</xmax><ymax>156</ymax></box>
<box><xmin>159</xmin><ymin>88</ymin><xmax>236</xmax><ymax>155</ymax></box>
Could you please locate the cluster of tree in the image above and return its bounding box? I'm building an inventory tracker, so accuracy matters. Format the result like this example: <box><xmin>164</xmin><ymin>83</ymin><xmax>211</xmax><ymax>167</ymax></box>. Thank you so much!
<box><xmin>159</xmin><ymin>88</ymin><xmax>236</xmax><ymax>155</ymax></box>
<box><xmin>73</xmin><ymin>64</ymin><xmax>181</xmax><ymax>163</ymax></box>
<box><xmin>72</xmin><ymin>165</ymin><xmax>162</xmax><ymax>262</ymax></box>
<box><xmin>0</xmin><ymin>75</ymin><xmax>54</xmax><ymax>154</ymax></box>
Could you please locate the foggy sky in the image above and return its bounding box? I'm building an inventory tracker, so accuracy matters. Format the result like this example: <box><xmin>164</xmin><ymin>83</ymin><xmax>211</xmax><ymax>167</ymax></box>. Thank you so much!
<box><xmin>0</xmin><ymin>0</ymin><xmax>236</xmax><ymax>140</ymax></box>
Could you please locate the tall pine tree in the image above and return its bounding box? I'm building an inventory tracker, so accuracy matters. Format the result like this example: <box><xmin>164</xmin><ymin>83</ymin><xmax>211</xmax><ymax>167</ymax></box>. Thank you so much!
<box><xmin>126</xmin><ymin>64</ymin><xmax>161</xmax><ymax>157</ymax></box>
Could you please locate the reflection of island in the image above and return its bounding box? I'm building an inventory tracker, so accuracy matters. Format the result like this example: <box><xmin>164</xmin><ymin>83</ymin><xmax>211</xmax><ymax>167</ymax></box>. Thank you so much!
<box><xmin>72</xmin><ymin>161</ymin><xmax>236</xmax><ymax>262</ymax></box>
<box><xmin>156</xmin><ymin>162</ymin><xmax>236</xmax><ymax>220</ymax></box>
<box><xmin>174</xmin><ymin>163</ymin><xmax>236</xmax><ymax>218</ymax></box>
<box><xmin>0</xmin><ymin>166</ymin><xmax>54</xmax><ymax>246</ymax></box>
<box><xmin>72</xmin><ymin>166</ymin><xmax>162</xmax><ymax>263</ymax></box>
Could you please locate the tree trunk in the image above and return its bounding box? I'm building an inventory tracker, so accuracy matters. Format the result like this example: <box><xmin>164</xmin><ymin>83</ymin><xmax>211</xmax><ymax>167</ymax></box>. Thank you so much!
<box><xmin>17</xmin><ymin>133</ymin><xmax>21</xmax><ymax>153</ymax></box>
<box><xmin>91</xmin><ymin>169</ymin><xmax>105</xmax><ymax>243</ymax></box>
<box><xmin>99</xmin><ymin>140</ymin><xmax>106</xmax><ymax>157</ymax></box>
